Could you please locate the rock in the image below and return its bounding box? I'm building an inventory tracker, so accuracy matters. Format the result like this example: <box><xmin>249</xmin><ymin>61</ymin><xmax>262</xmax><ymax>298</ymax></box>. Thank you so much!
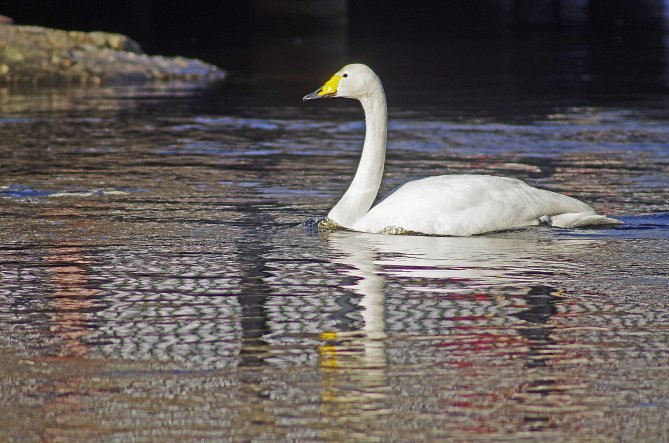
<box><xmin>0</xmin><ymin>24</ymin><xmax>226</xmax><ymax>85</ymax></box>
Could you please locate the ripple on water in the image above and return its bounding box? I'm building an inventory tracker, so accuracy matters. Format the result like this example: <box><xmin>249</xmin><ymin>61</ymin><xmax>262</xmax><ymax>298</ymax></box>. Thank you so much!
<box><xmin>0</xmin><ymin>84</ymin><xmax>667</xmax><ymax>441</ymax></box>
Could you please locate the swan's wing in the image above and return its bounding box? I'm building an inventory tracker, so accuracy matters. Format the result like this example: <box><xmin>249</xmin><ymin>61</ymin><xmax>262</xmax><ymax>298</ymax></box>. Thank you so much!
<box><xmin>354</xmin><ymin>175</ymin><xmax>615</xmax><ymax>236</ymax></box>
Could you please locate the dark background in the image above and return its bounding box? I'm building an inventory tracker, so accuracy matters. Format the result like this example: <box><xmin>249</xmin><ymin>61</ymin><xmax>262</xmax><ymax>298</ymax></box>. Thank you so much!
<box><xmin>2</xmin><ymin>0</ymin><xmax>668</xmax><ymax>97</ymax></box>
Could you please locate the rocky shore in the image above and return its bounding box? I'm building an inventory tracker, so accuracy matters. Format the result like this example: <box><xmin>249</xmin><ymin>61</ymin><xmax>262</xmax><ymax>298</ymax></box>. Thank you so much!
<box><xmin>0</xmin><ymin>23</ymin><xmax>225</xmax><ymax>85</ymax></box>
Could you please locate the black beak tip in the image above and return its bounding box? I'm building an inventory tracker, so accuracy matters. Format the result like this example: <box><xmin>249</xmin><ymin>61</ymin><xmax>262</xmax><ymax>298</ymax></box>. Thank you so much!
<box><xmin>303</xmin><ymin>90</ymin><xmax>322</xmax><ymax>101</ymax></box>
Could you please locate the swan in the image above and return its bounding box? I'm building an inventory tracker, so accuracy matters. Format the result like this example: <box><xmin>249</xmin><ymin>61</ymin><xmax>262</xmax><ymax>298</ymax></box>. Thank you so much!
<box><xmin>303</xmin><ymin>64</ymin><xmax>620</xmax><ymax>236</ymax></box>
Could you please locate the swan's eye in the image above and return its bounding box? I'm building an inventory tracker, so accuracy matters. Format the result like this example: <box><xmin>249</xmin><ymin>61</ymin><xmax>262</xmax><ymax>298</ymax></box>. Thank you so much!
<box><xmin>343</xmin><ymin>73</ymin><xmax>348</xmax><ymax>78</ymax></box>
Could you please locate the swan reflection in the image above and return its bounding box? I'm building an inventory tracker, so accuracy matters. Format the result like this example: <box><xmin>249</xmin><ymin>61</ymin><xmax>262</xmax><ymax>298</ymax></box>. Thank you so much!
<box><xmin>319</xmin><ymin>228</ymin><xmax>594</xmax><ymax>343</ymax></box>
<box><xmin>319</xmin><ymin>230</ymin><xmax>600</xmax><ymax>433</ymax></box>
<box><xmin>325</xmin><ymin>229</ymin><xmax>597</xmax><ymax>287</ymax></box>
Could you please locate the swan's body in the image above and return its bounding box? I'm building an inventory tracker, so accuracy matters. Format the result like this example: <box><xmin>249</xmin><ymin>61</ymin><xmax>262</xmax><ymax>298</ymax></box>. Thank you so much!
<box><xmin>304</xmin><ymin>64</ymin><xmax>620</xmax><ymax>236</ymax></box>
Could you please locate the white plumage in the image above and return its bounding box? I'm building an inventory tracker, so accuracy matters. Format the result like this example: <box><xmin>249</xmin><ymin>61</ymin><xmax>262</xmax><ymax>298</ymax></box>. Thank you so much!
<box><xmin>304</xmin><ymin>64</ymin><xmax>620</xmax><ymax>236</ymax></box>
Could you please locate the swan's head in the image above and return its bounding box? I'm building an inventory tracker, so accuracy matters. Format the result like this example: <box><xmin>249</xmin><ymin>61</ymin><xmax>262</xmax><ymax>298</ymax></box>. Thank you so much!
<box><xmin>303</xmin><ymin>64</ymin><xmax>380</xmax><ymax>101</ymax></box>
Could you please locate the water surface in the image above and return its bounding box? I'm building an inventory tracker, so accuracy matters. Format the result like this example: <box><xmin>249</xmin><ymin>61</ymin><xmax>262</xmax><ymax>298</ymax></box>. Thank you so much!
<box><xmin>0</xmin><ymin>78</ymin><xmax>668</xmax><ymax>441</ymax></box>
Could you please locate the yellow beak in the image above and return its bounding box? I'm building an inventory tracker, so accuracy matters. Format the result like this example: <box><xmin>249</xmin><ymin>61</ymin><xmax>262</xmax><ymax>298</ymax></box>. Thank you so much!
<box><xmin>303</xmin><ymin>74</ymin><xmax>342</xmax><ymax>101</ymax></box>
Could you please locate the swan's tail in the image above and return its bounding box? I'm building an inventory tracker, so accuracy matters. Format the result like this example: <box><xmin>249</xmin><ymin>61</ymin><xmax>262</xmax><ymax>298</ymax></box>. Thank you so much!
<box><xmin>541</xmin><ymin>212</ymin><xmax>622</xmax><ymax>228</ymax></box>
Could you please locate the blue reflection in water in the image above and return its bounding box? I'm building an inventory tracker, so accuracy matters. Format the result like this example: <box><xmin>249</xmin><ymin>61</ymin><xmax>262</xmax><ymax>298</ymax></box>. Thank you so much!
<box><xmin>0</xmin><ymin>185</ymin><xmax>52</xmax><ymax>198</ymax></box>
<box><xmin>559</xmin><ymin>213</ymin><xmax>669</xmax><ymax>239</ymax></box>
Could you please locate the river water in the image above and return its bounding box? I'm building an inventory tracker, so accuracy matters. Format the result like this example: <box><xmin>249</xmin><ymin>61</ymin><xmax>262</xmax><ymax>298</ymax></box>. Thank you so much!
<box><xmin>1</xmin><ymin>59</ymin><xmax>668</xmax><ymax>441</ymax></box>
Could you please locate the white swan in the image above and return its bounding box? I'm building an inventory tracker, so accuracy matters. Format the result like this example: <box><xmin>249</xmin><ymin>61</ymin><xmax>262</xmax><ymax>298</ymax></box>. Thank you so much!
<box><xmin>304</xmin><ymin>64</ymin><xmax>620</xmax><ymax>236</ymax></box>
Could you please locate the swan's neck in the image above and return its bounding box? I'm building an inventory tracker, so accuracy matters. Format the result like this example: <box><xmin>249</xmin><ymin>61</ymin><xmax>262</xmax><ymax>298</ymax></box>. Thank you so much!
<box><xmin>328</xmin><ymin>85</ymin><xmax>387</xmax><ymax>228</ymax></box>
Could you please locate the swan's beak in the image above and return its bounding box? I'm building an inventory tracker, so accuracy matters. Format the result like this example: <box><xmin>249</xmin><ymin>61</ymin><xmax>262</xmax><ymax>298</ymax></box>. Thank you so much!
<box><xmin>303</xmin><ymin>74</ymin><xmax>342</xmax><ymax>101</ymax></box>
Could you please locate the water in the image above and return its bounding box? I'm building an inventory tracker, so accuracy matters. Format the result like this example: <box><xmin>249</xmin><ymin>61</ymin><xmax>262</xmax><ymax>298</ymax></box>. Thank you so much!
<box><xmin>0</xmin><ymin>73</ymin><xmax>668</xmax><ymax>441</ymax></box>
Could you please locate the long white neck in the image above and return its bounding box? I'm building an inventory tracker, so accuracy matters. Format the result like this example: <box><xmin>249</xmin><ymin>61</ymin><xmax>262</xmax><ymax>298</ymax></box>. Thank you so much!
<box><xmin>328</xmin><ymin>82</ymin><xmax>387</xmax><ymax>228</ymax></box>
